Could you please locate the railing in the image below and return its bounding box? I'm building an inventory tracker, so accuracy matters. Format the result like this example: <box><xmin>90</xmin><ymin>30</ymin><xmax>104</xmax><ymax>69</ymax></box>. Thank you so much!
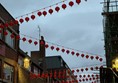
<box><xmin>101</xmin><ymin>0</ymin><xmax>118</xmax><ymax>12</ymax></box>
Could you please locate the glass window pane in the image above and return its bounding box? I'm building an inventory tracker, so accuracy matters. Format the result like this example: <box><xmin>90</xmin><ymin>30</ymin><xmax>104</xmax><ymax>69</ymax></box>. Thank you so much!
<box><xmin>3</xmin><ymin>63</ymin><xmax>14</xmax><ymax>83</ymax></box>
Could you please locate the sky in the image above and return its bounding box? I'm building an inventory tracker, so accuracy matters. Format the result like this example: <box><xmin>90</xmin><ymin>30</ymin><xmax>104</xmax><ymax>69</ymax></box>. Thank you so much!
<box><xmin>1</xmin><ymin>0</ymin><xmax>105</xmax><ymax>82</ymax></box>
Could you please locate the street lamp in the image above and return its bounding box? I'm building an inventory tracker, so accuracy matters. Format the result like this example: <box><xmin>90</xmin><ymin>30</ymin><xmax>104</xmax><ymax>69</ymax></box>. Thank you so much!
<box><xmin>24</xmin><ymin>57</ymin><xmax>30</xmax><ymax>69</ymax></box>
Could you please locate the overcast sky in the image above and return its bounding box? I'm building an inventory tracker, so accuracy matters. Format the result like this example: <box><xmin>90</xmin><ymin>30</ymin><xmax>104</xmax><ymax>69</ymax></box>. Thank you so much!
<box><xmin>1</xmin><ymin>0</ymin><xmax>105</xmax><ymax>82</ymax></box>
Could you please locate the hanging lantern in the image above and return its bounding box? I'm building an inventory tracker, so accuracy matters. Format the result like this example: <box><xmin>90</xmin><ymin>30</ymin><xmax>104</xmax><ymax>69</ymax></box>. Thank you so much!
<box><xmin>28</xmin><ymin>39</ymin><xmax>32</xmax><ymax>44</ymax></box>
<box><xmin>10</xmin><ymin>33</ymin><xmax>14</xmax><ymax>39</ymax></box>
<box><xmin>56</xmin><ymin>47</ymin><xmax>60</xmax><ymax>51</ymax></box>
<box><xmin>43</xmin><ymin>11</ymin><xmax>47</xmax><ymax>16</ymax></box>
<box><xmin>95</xmin><ymin>66</ymin><xmax>99</xmax><ymax>70</ymax></box>
<box><xmin>86</xmin><ymin>78</ymin><xmax>88</xmax><ymax>81</ymax></box>
<box><xmin>61</xmin><ymin>48</ymin><xmax>65</xmax><ymax>52</ymax></box>
<box><xmin>92</xmin><ymin>74</ymin><xmax>94</xmax><ymax>77</ymax></box>
<box><xmin>83</xmin><ymin>79</ymin><xmax>85</xmax><ymax>82</ymax></box>
<box><xmin>45</xmin><ymin>44</ymin><xmax>49</xmax><ymax>48</ymax></box>
<box><xmin>37</xmin><ymin>11</ymin><xmax>42</xmax><ymax>16</ymax></box>
<box><xmin>99</xmin><ymin>58</ymin><xmax>103</xmax><ymax>62</ymax></box>
<box><xmin>85</xmin><ymin>68</ymin><xmax>88</xmax><ymax>71</ymax></box>
<box><xmin>66</xmin><ymin>50</ymin><xmax>70</xmax><ymax>54</ymax></box>
<box><xmin>25</xmin><ymin>17</ymin><xmax>30</xmax><ymax>22</ymax></box>
<box><xmin>95</xmin><ymin>56</ymin><xmax>99</xmax><ymax>60</ymax></box>
<box><xmin>14</xmin><ymin>20</ymin><xmax>19</xmax><ymax>25</ymax></box>
<box><xmin>76</xmin><ymin>52</ymin><xmax>79</xmax><ymax>57</ymax></box>
<box><xmin>24</xmin><ymin>58</ymin><xmax>30</xmax><ymax>69</ymax></box>
<box><xmin>69</xmin><ymin>1</ymin><xmax>74</xmax><ymax>7</ymax></box>
<box><xmin>55</xmin><ymin>6</ymin><xmax>60</xmax><ymax>12</ymax></box>
<box><xmin>9</xmin><ymin>21</ymin><xmax>14</xmax><ymax>26</ymax></box>
<box><xmin>76</xmin><ymin>69</ymin><xmax>79</xmax><ymax>72</ymax></box>
<box><xmin>79</xmin><ymin>75</ymin><xmax>82</xmax><ymax>78</ymax></box>
<box><xmin>4</xmin><ymin>23</ymin><xmax>9</xmax><ymax>27</ymax></box>
<box><xmin>4</xmin><ymin>31</ymin><xmax>8</xmax><ymax>36</ymax></box>
<box><xmin>93</xmin><ymin>77</ymin><xmax>95</xmax><ymax>80</ymax></box>
<box><xmin>51</xmin><ymin>46</ymin><xmax>54</xmax><ymax>50</ymax></box>
<box><xmin>62</xmin><ymin>4</ymin><xmax>67</xmax><ymax>9</ymax></box>
<box><xmin>31</xmin><ymin>15</ymin><xmax>35</xmax><ymax>20</ymax></box>
<box><xmin>22</xmin><ymin>37</ymin><xmax>26</xmax><ymax>42</ymax></box>
<box><xmin>86</xmin><ymin>55</ymin><xmax>89</xmax><ymax>59</ymax></box>
<box><xmin>83</xmin><ymin>75</ymin><xmax>86</xmax><ymax>78</ymax></box>
<box><xmin>90</xmin><ymin>56</ymin><xmax>94</xmax><ymax>60</ymax></box>
<box><xmin>76</xmin><ymin>0</ymin><xmax>81</xmax><ymax>5</ymax></box>
<box><xmin>79</xmin><ymin>79</ymin><xmax>81</xmax><ymax>82</ymax></box>
<box><xmin>0</xmin><ymin>30</ymin><xmax>2</xmax><ymax>33</ymax></box>
<box><xmin>48</xmin><ymin>9</ymin><xmax>53</xmax><ymax>14</ymax></box>
<box><xmin>72</xmin><ymin>70</ymin><xmax>75</xmax><ymax>73</ymax></box>
<box><xmin>71</xmin><ymin>51</ymin><xmax>75</xmax><ymax>55</ymax></box>
<box><xmin>81</xmin><ymin>68</ymin><xmax>84</xmax><ymax>72</ymax></box>
<box><xmin>100</xmin><ymin>65</ymin><xmax>103</xmax><ymax>68</ymax></box>
<box><xmin>88</xmin><ymin>74</ymin><xmax>90</xmax><ymax>77</ymax></box>
<box><xmin>19</xmin><ymin>18</ymin><xmax>24</xmax><ymax>23</ymax></box>
<box><xmin>89</xmin><ymin>78</ymin><xmax>92</xmax><ymax>81</ymax></box>
<box><xmin>0</xmin><ymin>24</ymin><xmax>4</xmax><ymax>28</ymax></box>
<box><xmin>16</xmin><ymin>35</ymin><xmax>20</xmax><ymax>40</ymax></box>
<box><xmin>34</xmin><ymin>41</ymin><xmax>38</xmax><ymax>45</ymax></box>
<box><xmin>90</xmin><ymin>67</ymin><xmax>93</xmax><ymax>70</ymax></box>
<box><xmin>81</xmin><ymin>54</ymin><xmax>84</xmax><ymax>58</ymax></box>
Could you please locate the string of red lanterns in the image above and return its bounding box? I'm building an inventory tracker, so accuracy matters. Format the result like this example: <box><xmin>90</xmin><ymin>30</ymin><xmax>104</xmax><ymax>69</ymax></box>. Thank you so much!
<box><xmin>0</xmin><ymin>0</ymin><xmax>82</xmax><ymax>29</ymax></box>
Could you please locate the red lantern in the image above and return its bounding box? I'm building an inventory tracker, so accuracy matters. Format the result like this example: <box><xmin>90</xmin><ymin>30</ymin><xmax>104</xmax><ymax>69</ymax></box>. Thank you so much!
<box><xmin>92</xmin><ymin>74</ymin><xmax>94</xmax><ymax>77</ymax></box>
<box><xmin>0</xmin><ymin>24</ymin><xmax>4</xmax><ymax>28</ymax></box>
<box><xmin>25</xmin><ymin>17</ymin><xmax>30</xmax><ymax>22</ymax></box>
<box><xmin>99</xmin><ymin>58</ymin><xmax>103</xmax><ymax>62</ymax></box>
<box><xmin>22</xmin><ymin>37</ymin><xmax>26</xmax><ymax>42</ymax></box>
<box><xmin>34</xmin><ymin>41</ymin><xmax>38</xmax><ymax>45</ymax></box>
<box><xmin>100</xmin><ymin>65</ymin><xmax>103</xmax><ymax>68</ymax></box>
<box><xmin>19</xmin><ymin>18</ymin><xmax>24</xmax><ymax>23</ymax></box>
<box><xmin>66</xmin><ymin>50</ymin><xmax>70</xmax><ymax>54</ymax></box>
<box><xmin>14</xmin><ymin>20</ymin><xmax>19</xmax><ymax>24</ymax></box>
<box><xmin>69</xmin><ymin>1</ymin><xmax>74</xmax><ymax>7</ymax></box>
<box><xmin>90</xmin><ymin>67</ymin><xmax>93</xmax><ymax>70</ymax></box>
<box><xmin>83</xmin><ymin>75</ymin><xmax>86</xmax><ymax>78</ymax></box>
<box><xmin>79</xmin><ymin>75</ymin><xmax>82</xmax><ymax>78</ymax></box>
<box><xmin>51</xmin><ymin>46</ymin><xmax>54</xmax><ymax>50</ymax></box>
<box><xmin>72</xmin><ymin>70</ymin><xmax>75</xmax><ymax>73</ymax></box>
<box><xmin>76</xmin><ymin>53</ymin><xmax>79</xmax><ymax>57</ymax></box>
<box><xmin>95</xmin><ymin>56</ymin><xmax>99</xmax><ymax>60</ymax></box>
<box><xmin>85</xmin><ymin>68</ymin><xmax>88</xmax><ymax>71</ymax></box>
<box><xmin>71</xmin><ymin>51</ymin><xmax>75</xmax><ymax>55</ymax></box>
<box><xmin>56</xmin><ymin>47</ymin><xmax>60</xmax><ymax>51</ymax></box>
<box><xmin>48</xmin><ymin>9</ymin><xmax>53</xmax><ymax>14</ymax></box>
<box><xmin>88</xmin><ymin>74</ymin><xmax>90</xmax><ymax>77</ymax></box>
<box><xmin>62</xmin><ymin>4</ymin><xmax>67</xmax><ymax>9</ymax></box>
<box><xmin>95</xmin><ymin>66</ymin><xmax>99</xmax><ymax>70</ymax></box>
<box><xmin>43</xmin><ymin>11</ymin><xmax>47</xmax><ymax>16</ymax></box>
<box><xmin>4</xmin><ymin>31</ymin><xmax>8</xmax><ymax>36</ymax></box>
<box><xmin>81</xmin><ymin>68</ymin><xmax>84</xmax><ymax>72</ymax></box>
<box><xmin>10</xmin><ymin>33</ymin><xmax>14</xmax><ymax>38</ymax></box>
<box><xmin>4</xmin><ymin>23</ymin><xmax>9</xmax><ymax>27</ymax></box>
<box><xmin>37</xmin><ymin>11</ymin><xmax>42</xmax><ymax>16</ymax></box>
<box><xmin>55</xmin><ymin>6</ymin><xmax>60</xmax><ymax>12</ymax></box>
<box><xmin>89</xmin><ymin>78</ymin><xmax>92</xmax><ymax>81</ymax></box>
<box><xmin>93</xmin><ymin>77</ymin><xmax>95</xmax><ymax>80</ymax></box>
<box><xmin>9</xmin><ymin>21</ymin><xmax>14</xmax><ymax>26</ymax></box>
<box><xmin>86</xmin><ymin>55</ymin><xmax>89</xmax><ymax>59</ymax></box>
<box><xmin>76</xmin><ymin>0</ymin><xmax>81</xmax><ymax>4</ymax></box>
<box><xmin>76</xmin><ymin>69</ymin><xmax>79</xmax><ymax>72</ymax></box>
<box><xmin>0</xmin><ymin>30</ymin><xmax>2</xmax><ymax>33</ymax></box>
<box><xmin>79</xmin><ymin>79</ymin><xmax>81</xmax><ymax>82</ymax></box>
<box><xmin>45</xmin><ymin>44</ymin><xmax>49</xmax><ymax>48</ymax></box>
<box><xmin>86</xmin><ymin>78</ymin><xmax>88</xmax><ymax>81</ymax></box>
<box><xmin>16</xmin><ymin>35</ymin><xmax>20</xmax><ymax>40</ymax></box>
<box><xmin>28</xmin><ymin>39</ymin><xmax>32</xmax><ymax>44</ymax></box>
<box><xmin>90</xmin><ymin>56</ymin><xmax>94</xmax><ymax>60</ymax></box>
<box><xmin>61</xmin><ymin>48</ymin><xmax>65</xmax><ymax>52</ymax></box>
<box><xmin>82</xmin><ymin>79</ymin><xmax>85</xmax><ymax>82</ymax></box>
<box><xmin>81</xmin><ymin>54</ymin><xmax>84</xmax><ymax>58</ymax></box>
<box><xmin>31</xmin><ymin>15</ymin><xmax>35</xmax><ymax>20</ymax></box>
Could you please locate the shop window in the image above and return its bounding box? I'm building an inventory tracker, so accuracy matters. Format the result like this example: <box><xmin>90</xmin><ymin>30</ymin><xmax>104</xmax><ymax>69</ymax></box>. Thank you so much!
<box><xmin>3</xmin><ymin>63</ymin><xmax>14</xmax><ymax>83</ymax></box>
<box><xmin>5</xmin><ymin>30</ymin><xmax>15</xmax><ymax>48</ymax></box>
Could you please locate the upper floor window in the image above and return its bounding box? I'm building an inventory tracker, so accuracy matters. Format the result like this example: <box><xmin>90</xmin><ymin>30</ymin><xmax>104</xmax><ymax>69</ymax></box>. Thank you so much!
<box><xmin>5</xmin><ymin>30</ymin><xmax>15</xmax><ymax>48</ymax></box>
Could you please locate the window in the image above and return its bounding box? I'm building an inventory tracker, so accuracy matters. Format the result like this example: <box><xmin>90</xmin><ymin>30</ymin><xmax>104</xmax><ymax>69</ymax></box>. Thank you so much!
<box><xmin>5</xmin><ymin>30</ymin><xmax>15</xmax><ymax>48</ymax></box>
<box><xmin>18</xmin><ymin>56</ymin><xmax>23</xmax><ymax>66</ymax></box>
<box><xmin>3</xmin><ymin>63</ymin><xmax>14</xmax><ymax>83</ymax></box>
<box><xmin>34</xmin><ymin>66</ymin><xmax>38</xmax><ymax>75</ymax></box>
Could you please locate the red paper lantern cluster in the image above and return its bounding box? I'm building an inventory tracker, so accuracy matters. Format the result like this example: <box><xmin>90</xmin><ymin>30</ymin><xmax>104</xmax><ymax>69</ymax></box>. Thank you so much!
<box><xmin>45</xmin><ymin>44</ymin><xmax>103</xmax><ymax>62</ymax></box>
